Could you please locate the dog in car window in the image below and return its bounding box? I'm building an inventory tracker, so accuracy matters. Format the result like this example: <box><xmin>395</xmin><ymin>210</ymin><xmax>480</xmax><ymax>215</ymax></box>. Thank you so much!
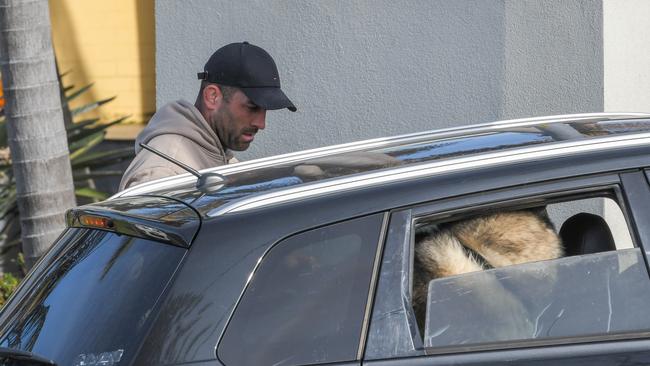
<box><xmin>412</xmin><ymin>208</ymin><xmax>563</xmax><ymax>333</ymax></box>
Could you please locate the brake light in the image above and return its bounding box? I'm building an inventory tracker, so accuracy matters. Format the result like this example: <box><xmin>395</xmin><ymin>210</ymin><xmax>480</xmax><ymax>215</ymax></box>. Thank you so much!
<box><xmin>79</xmin><ymin>215</ymin><xmax>114</xmax><ymax>229</ymax></box>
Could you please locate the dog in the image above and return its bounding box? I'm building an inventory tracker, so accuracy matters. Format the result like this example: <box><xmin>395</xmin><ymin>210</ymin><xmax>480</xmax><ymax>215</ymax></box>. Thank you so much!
<box><xmin>412</xmin><ymin>208</ymin><xmax>563</xmax><ymax>333</ymax></box>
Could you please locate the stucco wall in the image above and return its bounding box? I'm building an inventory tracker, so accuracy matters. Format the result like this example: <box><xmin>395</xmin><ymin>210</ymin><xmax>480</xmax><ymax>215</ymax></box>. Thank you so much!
<box><xmin>156</xmin><ymin>0</ymin><xmax>603</xmax><ymax>161</ymax></box>
<box><xmin>603</xmin><ymin>0</ymin><xmax>650</xmax><ymax>113</ymax></box>
<box><xmin>503</xmin><ymin>0</ymin><xmax>603</xmax><ymax>117</ymax></box>
<box><xmin>601</xmin><ymin>0</ymin><xmax>650</xmax><ymax>242</ymax></box>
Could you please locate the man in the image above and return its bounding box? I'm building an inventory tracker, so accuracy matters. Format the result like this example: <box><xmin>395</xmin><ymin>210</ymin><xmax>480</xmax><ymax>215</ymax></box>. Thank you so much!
<box><xmin>119</xmin><ymin>41</ymin><xmax>296</xmax><ymax>190</ymax></box>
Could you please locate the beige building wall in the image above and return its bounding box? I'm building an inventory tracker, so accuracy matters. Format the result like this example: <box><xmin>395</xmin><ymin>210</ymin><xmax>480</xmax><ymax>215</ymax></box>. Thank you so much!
<box><xmin>49</xmin><ymin>0</ymin><xmax>154</xmax><ymax>138</ymax></box>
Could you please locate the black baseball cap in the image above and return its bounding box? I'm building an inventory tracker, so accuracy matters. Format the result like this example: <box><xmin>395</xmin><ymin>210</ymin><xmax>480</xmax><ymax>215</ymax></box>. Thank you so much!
<box><xmin>197</xmin><ymin>42</ymin><xmax>297</xmax><ymax>112</ymax></box>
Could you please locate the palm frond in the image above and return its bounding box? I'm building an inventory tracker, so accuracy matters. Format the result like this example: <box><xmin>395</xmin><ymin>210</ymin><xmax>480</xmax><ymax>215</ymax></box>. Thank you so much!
<box><xmin>0</xmin><ymin>68</ymin><xmax>134</xmax><ymax>270</ymax></box>
<box><xmin>73</xmin><ymin>170</ymin><xmax>124</xmax><ymax>181</ymax></box>
<box><xmin>65</xmin><ymin>83</ymin><xmax>94</xmax><ymax>103</ymax></box>
<box><xmin>71</xmin><ymin>147</ymin><xmax>133</xmax><ymax>168</ymax></box>
<box><xmin>66</xmin><ymin>118</ymin><xmax>100</xmax><ymax>134</ymax></box>
<box><xmin>71</xmin><ymin>96</ymin><xmax>116</xmax><ymax>117</ymax></box>
<box><xmin>75</xmin><ymin>187</ymin><xmax>109</xmax><ymax>200</ymax></box>
<box><xmin>69</xmin><ymin>131</ymin><xmax>105</xmax><ymax>160</ymax></box>
<box><xmin>67</xmin><ymin>116</ymin><xmax>128</xmax><ymax>143</ymax></box>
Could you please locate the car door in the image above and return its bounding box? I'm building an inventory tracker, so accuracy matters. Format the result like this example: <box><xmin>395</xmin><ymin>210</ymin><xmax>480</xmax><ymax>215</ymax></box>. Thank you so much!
<box><xmin>216</xmin><ymin>213</ymin><xmax>388</xmax><ymax>366</ymax></box>
<box><xmin>364</xmin><ymin>170</ymin><xmax>650</xmax><ymax>365</ymax></box>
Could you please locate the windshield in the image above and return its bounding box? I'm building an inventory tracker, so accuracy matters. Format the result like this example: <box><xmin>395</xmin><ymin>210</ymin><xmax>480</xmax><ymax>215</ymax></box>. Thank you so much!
<box><xmin>0</xmin><ymin>228</ymin><xmax>186</xmax><ymax>366</ymax></box>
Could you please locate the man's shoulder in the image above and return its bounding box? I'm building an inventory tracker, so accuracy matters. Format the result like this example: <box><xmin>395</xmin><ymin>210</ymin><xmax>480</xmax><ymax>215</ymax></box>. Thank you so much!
<box><xmin>147</xmin><ymin>135</ymin><xmax>226</xmax><ymax>169</ymax></box>
<box><xmin>154</xmin><ymin>99</ymin><xmax>194</xmax><ymax>114</ymax></box>
<box><xmin>148</xmin><ymin>133</ymin><xmax>194</xmax><ymax>146</ymax></box>
<box><xmin>147</xmin><ymin>134</ymin><xmax>209</xmax><ymax>152</ymax></box>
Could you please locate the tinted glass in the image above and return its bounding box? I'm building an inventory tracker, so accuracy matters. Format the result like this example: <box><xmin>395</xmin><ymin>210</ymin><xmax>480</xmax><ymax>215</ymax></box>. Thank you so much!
<box><xmin>218</xmin><ymin>214</ymin><xmax>383</xmax><ymax>366</ymax></box>
<box><xmin>424</xmin><ymin>248</ymin><xmax>650</xmax><ymax>351</ymax></box>
<box><xmin>0</xmin><ymin>228</ymin><xmax>185</xmax><ymax>366</ymax></box>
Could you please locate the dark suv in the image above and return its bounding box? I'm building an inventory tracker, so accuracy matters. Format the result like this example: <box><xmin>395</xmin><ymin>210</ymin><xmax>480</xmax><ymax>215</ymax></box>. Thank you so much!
<box><xmin>2</xmin><ymin>113</ymin><xmax>650</xmax><ymax>366</ymax></box>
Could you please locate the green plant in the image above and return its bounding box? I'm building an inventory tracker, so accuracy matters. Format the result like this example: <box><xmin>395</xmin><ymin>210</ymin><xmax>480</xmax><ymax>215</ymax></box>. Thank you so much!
<box><xmin>0</xmin><ymin>72</ymin><xmax>134</xmax><ymax>275</ymax></box>
<box><xmin>0</xmin><ymin>272</ymin><xmax>18</xmax><ymax>307</ymax></box>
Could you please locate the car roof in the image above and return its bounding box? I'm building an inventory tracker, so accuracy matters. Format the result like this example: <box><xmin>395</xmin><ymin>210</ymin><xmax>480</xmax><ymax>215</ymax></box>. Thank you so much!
<box><xmin>111</xmin><ymin>112</ymin><xmax>650</xmax><ymax>218</ymax></box>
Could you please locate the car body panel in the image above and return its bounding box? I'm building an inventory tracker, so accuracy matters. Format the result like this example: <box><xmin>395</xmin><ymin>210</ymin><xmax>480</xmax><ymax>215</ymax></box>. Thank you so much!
<box><xmin>364</xmin><ymin>338</ymin><xmax>650</xmax><ymax>365</ymax></box>
<box><xmin>67</xmin><ymin>195</ymin><xmax>201</xmax><ymax>247</ymax></box>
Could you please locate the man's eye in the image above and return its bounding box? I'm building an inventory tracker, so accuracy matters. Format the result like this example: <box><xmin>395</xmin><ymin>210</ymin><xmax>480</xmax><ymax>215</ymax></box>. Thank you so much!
<box><xmin>247</xmin><ymin>104</ymin><xmax>260</xmax><ymax>111</ymax></box>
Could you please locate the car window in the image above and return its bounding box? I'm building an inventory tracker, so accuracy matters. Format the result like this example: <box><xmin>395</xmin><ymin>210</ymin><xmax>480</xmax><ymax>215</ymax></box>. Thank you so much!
<box><xmin>0</xmin><ymin>228</ymin><xmax>186</xmax><ymax>366</ymax></box>
<box><xmin>546</xmin><ymin>197</ymin><xmax>633</xmax><ymax>250</ymax></box>
<box><xmin>365</xmin><ymin>189</ymin><xmax>648</xmax><ymax>359</ymax></box>
<box><xmin>423</xmin><ymin>248</ymin><xmax>650</xmax><ymax>349</ymax></box>
<box><xmin>218</xmin><ymin>214</ymin><xmax>384</xmax><ymax>366</ymax></box>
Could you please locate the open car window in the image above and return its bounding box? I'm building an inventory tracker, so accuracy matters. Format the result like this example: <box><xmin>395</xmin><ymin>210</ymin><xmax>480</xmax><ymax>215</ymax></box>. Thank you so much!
<box><xmin>424</xmin><ymin>248</ymin><xmax>650</xmax><ymax>351</ymax></box>
<box><xmin>365</xmin><ymin>182</ymin><xmax>649</xmax><ymax>360</ymax></box>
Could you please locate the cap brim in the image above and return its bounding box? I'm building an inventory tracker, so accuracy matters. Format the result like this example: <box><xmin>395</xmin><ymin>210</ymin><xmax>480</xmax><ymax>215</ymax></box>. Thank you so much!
<box><xmin>241</xmin><ymin>87</ymin><xmax>297</xmax><ymax>112</ymax></box>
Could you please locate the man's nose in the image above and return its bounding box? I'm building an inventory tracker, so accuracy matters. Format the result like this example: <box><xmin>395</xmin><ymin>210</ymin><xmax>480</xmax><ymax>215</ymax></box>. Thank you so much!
<box><xmin>252</xmin><ymin>110</ymin><xmax>266</xmax><ymax>130</ymax></box>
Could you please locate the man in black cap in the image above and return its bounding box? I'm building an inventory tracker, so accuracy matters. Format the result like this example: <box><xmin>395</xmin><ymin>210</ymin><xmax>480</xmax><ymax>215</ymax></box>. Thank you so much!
<box><xmin>119</xmin><ymin>42</ymin><xmax>296</xmax><ymax>190</ymax></box>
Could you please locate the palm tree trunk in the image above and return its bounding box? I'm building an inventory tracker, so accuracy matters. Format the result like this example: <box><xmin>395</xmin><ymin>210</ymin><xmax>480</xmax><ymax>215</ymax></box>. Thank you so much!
<box><xmin>0</xmin><ymin>0</ymin><xmax>76</xmax><ymax>268</ymax></box>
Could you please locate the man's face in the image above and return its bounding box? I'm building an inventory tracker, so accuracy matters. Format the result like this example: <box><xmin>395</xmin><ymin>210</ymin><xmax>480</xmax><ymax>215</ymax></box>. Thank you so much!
<box><xmin>213</xmin><ymin>90</ymin><xmax>267</xmax><ymax>151</ymax></box>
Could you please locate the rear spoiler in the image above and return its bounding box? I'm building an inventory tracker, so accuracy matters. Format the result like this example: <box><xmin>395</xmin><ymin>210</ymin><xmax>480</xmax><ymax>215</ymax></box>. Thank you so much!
<box><xmin>66</xmin><ymin>195</ymin><xmax>201</xmax><ymax>248</ymax></box>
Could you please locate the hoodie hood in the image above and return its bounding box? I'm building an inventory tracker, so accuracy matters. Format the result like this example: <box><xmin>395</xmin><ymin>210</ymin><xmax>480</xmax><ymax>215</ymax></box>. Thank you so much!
<box><xmin>135</xmin><ymin>100</ymin><xmax>230</xmax><ymax>160</ymax></box>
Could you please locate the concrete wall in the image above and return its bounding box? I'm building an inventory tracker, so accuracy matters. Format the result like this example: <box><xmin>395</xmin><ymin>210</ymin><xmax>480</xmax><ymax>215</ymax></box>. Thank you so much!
<box><xmin>602</xmin><ymin>0</ymin><xmax>650</xmax><ymax>240</ymax></box>
<box><xmin>155</xmin><ymin>0</ymin><xmax>604</xmax><ymax>161</ymax></box>
<box><xmin>503</xmin><ymin>0</ymin><xmax>603</xmax><ymax>117</ymax></box>
<box><xmin>603</xmin><ymin>0</ymin><xmax>650</xmax><ymax>113</ymax></box>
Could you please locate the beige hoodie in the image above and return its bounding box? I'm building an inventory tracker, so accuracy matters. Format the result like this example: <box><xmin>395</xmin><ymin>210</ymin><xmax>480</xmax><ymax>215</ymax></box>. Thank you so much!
<box><xmin>119</xmin><ymin>100</ymin><xmax>233</xmax><ymax>190</ymax></box>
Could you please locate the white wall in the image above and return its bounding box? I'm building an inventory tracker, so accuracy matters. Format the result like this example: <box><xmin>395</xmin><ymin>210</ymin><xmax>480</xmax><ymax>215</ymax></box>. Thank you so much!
<box><xmin>603</xmin><ymin>0</ymin><xmax>650</xmax><ymax>113</ymax></box>
<box><xmin>602</xmin><ymin>0</ymin><xmax>650</xmax><ymax>232</ymax></box>
<box><xmin>155</xmin><ymin>0</ymin><xmax>604</xmax><ymax>160</ymax></box>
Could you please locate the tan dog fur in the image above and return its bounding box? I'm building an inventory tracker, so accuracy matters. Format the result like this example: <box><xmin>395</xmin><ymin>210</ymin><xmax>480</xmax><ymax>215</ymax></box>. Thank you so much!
<box><xmin>412</xmin><ymin>209</ymin><xmax>563</xmax><ymax>331</ymax></box>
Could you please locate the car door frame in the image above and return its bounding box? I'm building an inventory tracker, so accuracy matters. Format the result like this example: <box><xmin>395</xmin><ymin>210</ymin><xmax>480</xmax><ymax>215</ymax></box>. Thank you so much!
<box><xmin>363</xmin><ymin>169</ymin><xmax>650</xmax><ymax>365</ymax></box>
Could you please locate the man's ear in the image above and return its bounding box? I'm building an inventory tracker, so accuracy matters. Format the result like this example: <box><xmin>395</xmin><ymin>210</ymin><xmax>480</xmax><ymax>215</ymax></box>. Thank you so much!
<box><xmin>202</xmin><ymin>84</ymin><xmax>224</xmax><ymax>111</ymax></box>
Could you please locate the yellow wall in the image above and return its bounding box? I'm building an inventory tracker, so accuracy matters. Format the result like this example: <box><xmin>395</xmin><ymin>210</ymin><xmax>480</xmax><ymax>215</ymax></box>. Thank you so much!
<box><xmin>49</xmin><ymin>0</ymin><xmax>154</xmax><ymax>136</ymax></box>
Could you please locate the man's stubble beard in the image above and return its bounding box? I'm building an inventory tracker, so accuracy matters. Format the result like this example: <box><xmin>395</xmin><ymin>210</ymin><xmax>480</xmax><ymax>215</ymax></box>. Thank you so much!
<box><xmin>213</xmin><ymin>104</ymin><xmax>249</xmax><ymax>152</ymax></box>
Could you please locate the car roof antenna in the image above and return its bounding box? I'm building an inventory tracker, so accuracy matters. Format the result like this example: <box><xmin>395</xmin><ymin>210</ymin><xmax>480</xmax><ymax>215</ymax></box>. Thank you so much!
<box><xmin>139</xmin><ymin>143</ymin><xmax>226</xmax><ymax>193</ymax></box>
